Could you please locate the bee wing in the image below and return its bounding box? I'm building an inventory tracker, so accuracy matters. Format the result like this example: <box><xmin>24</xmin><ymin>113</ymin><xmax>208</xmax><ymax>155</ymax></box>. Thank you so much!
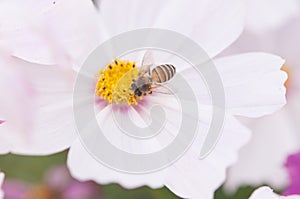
<box><xmin>151</xmin><ymin>84</ymin><xmax>176</xmax><ymax>95</ymax></box>
<box><xmin>140</xmin><ymin>51</ymin><xmax>154</xmax><ymax>75</ymax></box>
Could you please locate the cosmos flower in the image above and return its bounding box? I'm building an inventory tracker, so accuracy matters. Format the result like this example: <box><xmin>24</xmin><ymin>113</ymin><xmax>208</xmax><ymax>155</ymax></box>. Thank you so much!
<box><xmin>284</xmin><ymin>151</ymin><xmax>300</xmax><ymax>195</ymax></box>
<box><xmin>249</xmin><ymin>187</ymin><xmax>300</xmax><ymax>199</ymax></box>
<box><xmin>223</xmin><ymin>7</ymin><xmax>300</xmax><ymax>192</ymax></box>
<box><xmin>1</xmin><ymin>0</ymin><xmax>287</xmax><ymax>198</ymax></box>
<box><xmin>2</xmin><ymin>166</ymin><xmax>102</xmax><ymax>199</ymax></box>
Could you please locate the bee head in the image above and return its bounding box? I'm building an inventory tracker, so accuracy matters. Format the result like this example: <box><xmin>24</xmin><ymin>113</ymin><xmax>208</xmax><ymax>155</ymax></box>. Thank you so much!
<box><xmin>134</xmin><ymin>89</ymin><xmax>142</xmax><ymax>96</ymax></box>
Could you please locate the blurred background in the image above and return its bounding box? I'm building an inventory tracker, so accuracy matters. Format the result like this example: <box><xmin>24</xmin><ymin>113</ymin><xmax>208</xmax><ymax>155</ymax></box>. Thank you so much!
<box><xmin>0</xmin><ymin>151</ymin><xmax>262</xmax><ymax>199</ymax></box>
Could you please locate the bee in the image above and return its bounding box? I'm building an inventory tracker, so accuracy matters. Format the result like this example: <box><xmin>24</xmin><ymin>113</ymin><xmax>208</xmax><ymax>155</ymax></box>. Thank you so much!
<box><xmin>131</xmin><ymin>51</ymin><xmax>176</xmax><ymax>97</ymax></box>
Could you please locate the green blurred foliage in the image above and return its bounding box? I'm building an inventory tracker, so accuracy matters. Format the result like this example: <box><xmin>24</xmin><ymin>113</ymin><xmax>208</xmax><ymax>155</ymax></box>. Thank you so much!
<box><xmin>0</xmin><ymin>152</ymin><xmax>258</xmax><ymax>199</ymax></box>
<box><xmin>0</xmin><ymin>151</ymin><xmax>67</xmax><ymax>183</ymax></box>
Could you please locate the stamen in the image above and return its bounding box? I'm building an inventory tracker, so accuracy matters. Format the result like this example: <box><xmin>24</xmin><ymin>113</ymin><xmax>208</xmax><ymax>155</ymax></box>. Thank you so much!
<box><xmin>95</xmin><ymin>59</ymin><xmax>142</xmax><ymax>105</ymax></box>
<box><xmin>281</xmin><ymin>65</ymin><xmax>291</xmax><ymax>90</ymax></box>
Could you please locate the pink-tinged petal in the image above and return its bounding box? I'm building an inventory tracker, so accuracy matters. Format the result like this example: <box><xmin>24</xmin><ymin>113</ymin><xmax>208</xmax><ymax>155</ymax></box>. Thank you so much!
<box><xmin>100</xmin><ymin>0</ymin><xmax>244</xmax><ymax>58</ymax></box>
<box><xmin>215</xmin><ymin>52</ymin><xmax>287</xmax><ymax>117</ymax></box>
<box><xmin>244</xmin><ymin>0</ymin><xmax>300</xmax><ymax>33</ymax></box>
<box><xmin>164</xmin><ymin>115</ymin><xmax>251</xmax><ymax>199</ymax></box>
<box><xmin>284</xmin><ymin>151</ymin><xmax>300</xmax><ymax>195</ymax></box>
<box><xmin>249</xmin><ymin>187</ymin><xmax>300</xmax><ymax>199</ymax></box>
<box><xmin>0</xmin><ymin>1</ymin><xmax>55</xmax><ymax>32</ymax></box>
<box><xmin>68</xmin><ymin>98</ymin><xmax>179</xmax><ymax>188</ymax></box>
<box><xmin>6</xmin><ymin>0</ymin><xmax>101</xmax><ymax>67</ymax></box>
<box><xmin>0</xmin><ymin>56</ymin><xmax>37</xmax><ymax>154</ymax></box>
<box><xmin>0</xmin><ymin>56</ymin><xmax>76</xmax><ymax>155</ymax></box>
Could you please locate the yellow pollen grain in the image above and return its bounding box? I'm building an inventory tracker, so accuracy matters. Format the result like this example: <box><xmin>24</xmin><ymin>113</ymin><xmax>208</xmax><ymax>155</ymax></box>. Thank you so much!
<box><xmin>95</xmin><ymin>58</ymin><xmax>142</xmax><ymax>105</ymax></box>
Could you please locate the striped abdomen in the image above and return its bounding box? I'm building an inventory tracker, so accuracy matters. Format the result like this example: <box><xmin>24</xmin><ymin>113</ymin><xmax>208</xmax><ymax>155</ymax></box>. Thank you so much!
<box><xmin>151</xmin><ymin>64</ymin><xmax>176</xmax><ymax>83</ymax></box>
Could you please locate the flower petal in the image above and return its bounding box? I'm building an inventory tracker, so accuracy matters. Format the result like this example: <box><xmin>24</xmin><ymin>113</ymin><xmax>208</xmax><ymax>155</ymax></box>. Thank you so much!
<box><xmin>215</xmin><ymin>52</ymin><xmax>287</xmax><ymax>117</ymax></box>
<box><xmin>164</xmin><ymin>115</ymin><xmax>251</xmax><ymax>199</ymax></box>
<box><xmin>99</xmin><ymin>0</ymin><xmax>244</xmax><ymax>58</ymax></box>
<box><xmin>6</xmin><ymin>0</ymin><xmax>101</xmax><ymax>67</ymax></box>
<box><xmin>249</xmin><ymin>186</ymin><xmax>300</xmax><ymax>199</ymax></box>
<box><xmin>244</xmin><ymin>0</ymin><xmax>300</xmax><ymax>33</ymax></box>
<box><xmin>225</xmin><ymin>107</ymin><xmax>299</xmax><ymax>192</ymax></box>
<box><xmin>0</xmin><ymin>56</ymin><xmax>76</xmax><ymax>155</ymax></box>
<box><xmin>67</xmin><ymin>139</ymin><xmax>166</xmax><ymax>189</ymax></box>
<box><xmin>0</xmin><ymin>0</ymin><xmax>54</xmax><ymax>31</ymax></box>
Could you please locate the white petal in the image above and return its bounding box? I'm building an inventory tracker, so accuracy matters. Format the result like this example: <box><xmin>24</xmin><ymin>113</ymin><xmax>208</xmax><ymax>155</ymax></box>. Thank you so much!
<box><xmin>0</xmin><ymin>56</ymin><xmax>76</xmax><ymax>155</ymax></box>
<box><xmin>164</xmin><ymin>115</ymin><xmax>251</xmax><ymax>199</ymax></box>
<box><xmin>68</xmin><ymin>93</ymin><xmax>184</xmax><ymax>188</ymax></box>
<box><xmin>215</xmin><ymin>52</ymin><xmax>287</xmax><ymax>117</ymax></box>
<box><xmin>67</xmin><ymin>87</ymin><xmax>211</xmax><ymax>191</ymax></box>
<box><xmin>100</xmin><ymin>0</ymin><xmax>244</xmax><ymax>58</ymax></box>
<box><xmin>225</xmin><ymin>99</ymin><xmax>300</xmax><ymax>191</ymax></box>
<box><xmin>0</xmin><ymin>0</ymin><xmax>54</xmax><ymax>31</ymax></box>
<box><xmin>67</xmin><ymin>139</ymin><xmax>166</xmax><ymax>189</ymax></box>
<box><xmin>0</xmin><ymin>58</ymin><xmax>36</xmax><ymax>138</ymax></box>
<box><xmin>249</xmin><ymin>186</ymin><xmax>300</xmax><ymax>199</ymax></box>
<box><xmin>245</xmin><ymin>0</ymin><xmax>300</xmax><ymax>33</ymax></box>
<box><xmin>6</xmin><ymin>0</ymin><xmax>101</xmax><ymax>67</ymax></box>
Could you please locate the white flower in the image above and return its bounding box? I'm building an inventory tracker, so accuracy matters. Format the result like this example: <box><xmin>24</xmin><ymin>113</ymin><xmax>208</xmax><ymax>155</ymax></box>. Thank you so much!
<box><xmin>1</xmin><ymin>0</ymin><xmax>287</xmax><ymax>198</ymax></box>
<box><xmin>249</xmin><ymin>187</ymin><xmax>300</xmax><ymax>199</ymax></box>
<box><xmin>223</xmin><ymin>7</ymin><xmax>300</xmax><ymax>192</ymax></box>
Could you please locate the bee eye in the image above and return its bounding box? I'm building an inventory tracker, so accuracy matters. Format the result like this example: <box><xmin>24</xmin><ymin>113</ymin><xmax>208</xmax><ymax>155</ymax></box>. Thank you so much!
<box><xmin>134</xmin><ymin>89</ymin><xmax>142</xmax><ymax>96</ymax></box>
<box><xmin>141</xmin><ymin>84</ymin><xmax>148</xmax><ymax>90</ymax></box>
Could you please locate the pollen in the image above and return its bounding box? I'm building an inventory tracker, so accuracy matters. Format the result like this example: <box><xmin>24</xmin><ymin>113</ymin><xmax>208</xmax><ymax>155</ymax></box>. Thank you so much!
<box><xmin>95</xmin><ymin>58</ymin><xmax>142</xmax><ymax>105</ymax></box>
<box><xmin>281</xmin><ymin>65</ymin><xmax>291</xmax><ymax>89</ymax></box>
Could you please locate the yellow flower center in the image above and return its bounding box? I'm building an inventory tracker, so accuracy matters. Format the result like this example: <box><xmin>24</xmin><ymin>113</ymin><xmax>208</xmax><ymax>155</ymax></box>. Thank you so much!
<box><xmin>95</xmin><ymin>59</ymin><xmax>143</xmax><ymax>105</ymax></box>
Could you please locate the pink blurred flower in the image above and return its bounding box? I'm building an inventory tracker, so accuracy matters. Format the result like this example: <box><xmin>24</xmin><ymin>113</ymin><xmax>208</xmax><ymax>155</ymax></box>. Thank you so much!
<box><xmin>284</xmin><ymin>151</ymin><xmax>300</xmax><ymax>195</ymax></box>
<box><xmin>2</xmin><ymin>166</ymin><xmax>102</xmax><ymax>199</ymax></box>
